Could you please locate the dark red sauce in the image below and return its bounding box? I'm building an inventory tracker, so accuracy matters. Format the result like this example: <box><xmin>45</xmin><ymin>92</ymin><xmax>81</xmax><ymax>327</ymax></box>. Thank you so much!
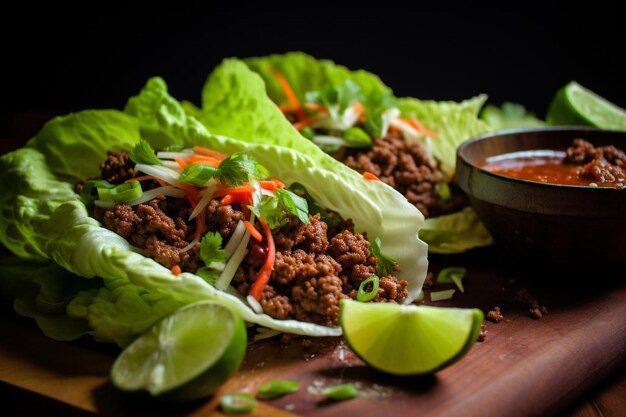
<box><xmin>480</xmin><ymin>139</ymin><xmax>626</xmax><ymax>188</ymax></box>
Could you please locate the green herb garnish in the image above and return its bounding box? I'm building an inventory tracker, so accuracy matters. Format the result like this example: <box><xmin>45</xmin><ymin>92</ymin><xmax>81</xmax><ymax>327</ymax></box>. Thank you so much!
<box><xmin>370</xmin><ymin>237</ymin><xmax>398</xmax><ymax>276</ymax></box>
<box><xmin>129</xmin><ymin>139</ymin><xmax>162</xmax><ymax>165</ymax></box>
<box><xmin>220</xmin><ymin>392</ymin><xmax>257</xmax><ymax>414</ymax></box>
<box><xmin>356</xmin><ymin>275</ymin><xmax>380</xmax><ymax>302</ymax></box>
<box><xmin>257</xmin><ymin>379</ymin><xmax>300</xmax><ymax>399</ymax></box>
<box><xmin>179</xmin><ymin>153</ymin><xmax>268</xmax><ymax>187</ymax></box>
<box><xmin>321</xmin><ymin>384</ymin><xmax>359</xmax><ymax>401</ymax></box>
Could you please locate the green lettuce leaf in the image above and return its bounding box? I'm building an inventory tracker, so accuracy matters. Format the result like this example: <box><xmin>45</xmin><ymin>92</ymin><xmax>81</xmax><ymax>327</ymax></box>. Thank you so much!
<box><xmin>480</xmin><ymin>102</ymin><xmax>546</xmax><ymax>131</ymax></box>
<box><xmin>0</xmin><ymin>74</ymin><xmax>428</xmax><ymax>339</ymax></box>
<box><xmin>418</xmin><ymin>207</ymin><xmax>493</xmax><ymax>254</ymax></box>
<box><xmin>0</xmin><ymin>251</ymin><xmax>93</xmax><ymax>341</ymax></box>
<box><xmin>237</xmin><ymin>52</ymin><xmax>492</xmax><ymax>253</ymax></box>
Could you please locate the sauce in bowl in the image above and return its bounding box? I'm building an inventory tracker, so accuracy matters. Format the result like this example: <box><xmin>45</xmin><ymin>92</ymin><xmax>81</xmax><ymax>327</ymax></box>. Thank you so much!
<box><xmin>480</xmin><ymin>139</ymin><xmax>625</xmax><ymax>188</ymax></box>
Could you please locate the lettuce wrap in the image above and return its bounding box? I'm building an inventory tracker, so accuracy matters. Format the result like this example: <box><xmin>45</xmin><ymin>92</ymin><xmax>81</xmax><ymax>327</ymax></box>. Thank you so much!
<box><xmin>194</xmin><ymin>52</ymin><xmax>492</xmax><ymax>254</ymax></box>
<box><xmin>0</xmin><ymin>71</ymin><xmax>428</xmax><ymax>346</ymax></box>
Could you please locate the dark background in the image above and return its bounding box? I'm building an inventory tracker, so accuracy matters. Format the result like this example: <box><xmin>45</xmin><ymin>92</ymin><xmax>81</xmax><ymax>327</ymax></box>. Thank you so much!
<box><xmin>2</xmin><ymin>2</ymin><xmax>624</xmax><ymax>145</ymax></box>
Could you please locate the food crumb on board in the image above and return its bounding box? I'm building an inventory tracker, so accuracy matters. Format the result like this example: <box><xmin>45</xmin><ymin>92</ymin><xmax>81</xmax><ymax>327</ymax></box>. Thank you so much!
<box><xmin>515</xmin><ymin>288</ymin><xmax>549</xmax><ymax>320</ymax></box>
<box><xmin>486</xmin><ymin>306</ymin><xmax>505</xmax><ymax>323</ymax></box>
<box><xmin>477</xmin><ymin>323</ymin><xmax>488</xmax><ymax>342</ymax></box>
<box><xmin>307</xmin><ymin>378</ymin><xmax>394</xmax><ymax>399</ymax></box>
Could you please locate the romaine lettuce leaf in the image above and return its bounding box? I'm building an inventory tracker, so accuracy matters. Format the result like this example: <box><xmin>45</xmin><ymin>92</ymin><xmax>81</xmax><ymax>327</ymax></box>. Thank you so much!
<box><xmin>480</xmin><ymin>102</ymin><xmax>546</xmax><ymax>131</ymax></box>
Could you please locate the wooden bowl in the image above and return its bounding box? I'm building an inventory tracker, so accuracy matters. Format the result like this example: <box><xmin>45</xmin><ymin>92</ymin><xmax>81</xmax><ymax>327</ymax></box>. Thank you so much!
<box><xmin>456</xmin><ymin>127</ymin><xmax>626</xmax><ymax>266</ymax></box>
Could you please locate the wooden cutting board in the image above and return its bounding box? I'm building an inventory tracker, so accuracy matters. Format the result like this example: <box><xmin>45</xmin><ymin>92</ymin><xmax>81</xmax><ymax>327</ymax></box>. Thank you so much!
<box><xmin>1</xmin><ymin>248</ymin><xmax>625</xmax><ymax>417</ymax></box>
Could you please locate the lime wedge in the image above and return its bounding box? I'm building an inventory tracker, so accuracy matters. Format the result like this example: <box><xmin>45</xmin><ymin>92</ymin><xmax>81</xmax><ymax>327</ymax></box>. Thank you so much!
<box><xmin>547</xmin><ymin>81</ymin><xmax>626</xmax><ymax>130</ymax></box>
<box><xmin>340</xmin><ymin>299</ymin><xmax>483</xmax><ymax>375</ymax></box>
<box><xmin>111</xmin><ymin>301</ymin><xmax>247</xmax><ymax>401</ymax></box>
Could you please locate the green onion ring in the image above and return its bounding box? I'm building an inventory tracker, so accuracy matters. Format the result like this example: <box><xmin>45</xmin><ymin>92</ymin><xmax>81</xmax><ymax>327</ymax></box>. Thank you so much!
<box><xmin>321</xmin><ymin>383</ymin><xmax>359</xmax><ymax>400</ymax></box>
<box><xmin>220</xmin><ymin>392</ymin><xmax>257</xmax><ymax>414</ymax></box>
<box><xmin>257</xmin><ymin>379</ymin><xmax>299</xmax><ymax>399</ymax></box>
<box><xmin>356</xmin><ymin>275</ymin><xmax>379</xmax><ymax>302</ymax></box>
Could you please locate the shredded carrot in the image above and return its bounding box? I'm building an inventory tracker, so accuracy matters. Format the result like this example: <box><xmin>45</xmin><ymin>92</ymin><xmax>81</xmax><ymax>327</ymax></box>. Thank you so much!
<box><xmin>363</xmin><ymin>172</ymin><xmax>381</xmax><ymax>181</ymax></box>
<box><xmin>244</xmin><ymin>221</ymin><xmax>263</xmax><ymax>241</ymax></box>
<box><xmin>278</xmin><ymin>103</ymin><xmax>292</xmax><ymax>113</ymax></box>
<box><xmin>353</xmin><ymin>101</ymin><xmax>367</xmax><ymax>122</ymax></box>
<box><xmin>192</xmin><ymin>211</ymin><xmax>206</xmax><ymax>240</ymax></box>
<box><xmin>174</xmin><ymin>157</ymin><xmax>188</xmax><ymax>169</ymax></box>
<box><xmin>214</xmin><ymin>184</ymin><xmax>256</xmax><ymax>196</ymax></box>
<box><xmin>186</xmin><ymin>154</ymin><xmax>221</xmax><ymax>166</ymax></box>
<box><xmin>304</xmin><ymin>102</ymin><xmax>329</xmax><ymax>113</ymax></box>
<box><xmin>171</xmin><ymin>265</ymin><xmax>182</xmax><ymax>276</ymax></box>
<box><xmin>192</xmin><ymin>146</ymin><xmax>227</xmax><ymax>161</ymax></box>
<box><xmin>402</xmin><ymin>118</ymin><xmax>438</xmax><ymax>137</ymax></box>
<box><xmin>220</xmin><ymin>194</ymin><xmax>236</xmax><ymax>206</ymax></box>
<box><xmin>260</xmin><ymin>179</ymin><xmax>285</xmax><ymax>191</ymax></box>
<box><xmin>269</xmin><ymin>68</ymin><xmax>307</xmax><ymax>122</ymax></box>
<box><xmin>249</xmin><ymin>222</ymin><xmax>275</xmax><ymax>300</ymax></box>
<box><xmin>292</xmin><ymin>117</ymin><xmax>320</xmax><ymax>131</ymax></box>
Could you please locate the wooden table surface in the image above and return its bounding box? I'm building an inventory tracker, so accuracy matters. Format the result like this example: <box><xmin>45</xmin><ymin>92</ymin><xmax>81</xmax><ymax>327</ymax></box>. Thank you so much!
<box><xmin>1</xmin><ymin>112</ymin><xmax>625</xmax><ymax>417</ymax></box>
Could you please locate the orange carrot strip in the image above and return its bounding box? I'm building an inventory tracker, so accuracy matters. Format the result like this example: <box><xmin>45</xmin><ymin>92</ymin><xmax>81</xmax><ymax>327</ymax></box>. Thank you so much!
<box><xmin>171</xmin><ymin>265</ymin><xmax>182</xmax><ymax>276</ymax></box>
<box><xmin>292</xmin><ymin>117</ymin><xmax>320</xmax><ymax>131</ymax></box>
<box><xmin>403</xmin><ymin>118</ymin><xmax>438</xmax><ymax>137</ymax></box>
<box><xmin>214</xmin><ymin>185</ymin><xmax>256</xmax><ymax>195</ymax></box>
<box><xmin>304</xmin><ymin>102</ymin><xmax>329</xmax><ymax>113</ymax></box>
<box><xmin>244</xmin><ymin>221</ymin><xmax>263</xmax><ymax>242</ymax></box>
<box><xmin>187</xmin><ymin>155</ymin><xmax>221</xmax><ymax>166</ymax></box>
<box><xmin>260</xmin><ymin>180</ymin><xmax>285</xmax><ymax>191</ymax></box>
<box><xmin>192</xmin><ymin>146</ymin><xmax>227</xmax><ymax>161</ymax></box>
<box><xmin>363</xmin><ymin>172</ymin><xmax>381</xmax><ymax>181</ymax></box>
<box><xmin>174</xmin><ymin>157</ymin><xmax>188</xmax><ymax>169</ymax></box>
<box><xmin>249</xmin><ymin>222</ymin><xmax>275</xmax><ymax>300</ymax></box>
<box><xmin>278</xmin><ymin>104</ymin><xmax>292</xmax><ymax>113</ymax></box>
<box><xmin>269</xmin><ymin>68</ymin><xmax>307</xmax><ymax>122</ymax></box>
<box><xmin>192</xmin><ymin>211</ymin><xmax>205</xmax><ymax>240</ymax></box>
<box><xmin>353</xmin><ymin>101</ymin><xmax>367</xmax><ymax>122</ymax></box>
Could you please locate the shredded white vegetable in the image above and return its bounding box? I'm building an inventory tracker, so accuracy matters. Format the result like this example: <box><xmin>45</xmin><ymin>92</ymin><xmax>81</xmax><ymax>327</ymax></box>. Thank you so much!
<box><xmin>94</xmin><ymin>186</ymin><xmax>185</xmax><ymax>209</ymax></box>
<box><xmin>134</xmin><ymin>164</ymin><xmax>185</xmax><ymax>187</ymax></box>
<box><xmin>215</xmin><ymin>227</ymin><xmax>251</xmax><ymax>291</ymax></box>
<box><xmin>224</xmin><ymin>220</ymin><xmax>246</xmax><ymax>259</ymax></box>
<box><xmin>313</xmin><ymin>135</ymin><xmax>348</xmax><ymax>147</ymax></box>
<box><xmin>160</xmin><ymin>161</ymin><xmax>183</xmax><ymax>171</ymax></box>
<box><xmin>261</xmin><ymin>189</ymin><xmax>276</xmax><ymax>198</ymax></box>
<box><xmin>180</xmin><ymin>235</ymin><xmax>200</xmax><ymax>252</ymax></box>
<box><xmin>189</xmin><ymin>184</ymin><xmax>217</xmax><ymax>220</ymax></box>
<box><xmin>156</xmin><ymin>150</ymin><xmax>193</xmax><ymax>159</ymax></box>
<box><xmin>247</xmin><ymin>295</ymin><xmax>264</xmax><ymax>314</ymax></box>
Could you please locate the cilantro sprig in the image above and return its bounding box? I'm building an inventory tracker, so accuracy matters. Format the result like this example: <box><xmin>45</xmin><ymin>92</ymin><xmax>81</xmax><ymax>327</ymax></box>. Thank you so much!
<box><xmin>179</xmin><ymin>153</ymin><xmax>268</xmax><ymax>187</ymax></box>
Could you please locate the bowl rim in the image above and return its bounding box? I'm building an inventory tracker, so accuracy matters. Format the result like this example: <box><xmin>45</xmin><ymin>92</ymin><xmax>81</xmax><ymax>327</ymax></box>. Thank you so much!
<box><xmin>457</xmin><ymin>126</ymin><xmax>626</xmax><ymax>192</ymax></box>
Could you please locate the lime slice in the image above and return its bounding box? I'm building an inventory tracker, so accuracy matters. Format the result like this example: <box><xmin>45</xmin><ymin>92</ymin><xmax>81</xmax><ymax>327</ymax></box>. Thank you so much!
<box><xmin>111</xmin><ymin>301</ymin><xmax>247</xmax><ymax>401</ymax></box>
<box><xmin>547</xmin><ymin>81</ymin><xmax>626</xmax><ymax>130</ymax></box>
<box><xmin>340</xmin><ymin>299</ymin><xmax>483</xmax><ymax>375</ymax></box>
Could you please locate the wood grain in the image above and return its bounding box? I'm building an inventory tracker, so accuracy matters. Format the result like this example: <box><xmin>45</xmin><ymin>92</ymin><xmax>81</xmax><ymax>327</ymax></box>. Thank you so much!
<box><xmin>1</xmin><ymin>249</ymin><xmax>625</xmax><ymax>417</ymax></box>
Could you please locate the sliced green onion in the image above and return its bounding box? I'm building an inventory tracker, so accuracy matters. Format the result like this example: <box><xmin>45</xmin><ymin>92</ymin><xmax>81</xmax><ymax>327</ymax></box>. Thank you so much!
<box><xmin>257</xmin><ymin>379</ymin><xmax>300</xmax><ymax>399</ymax></box>
<box><xmin>430</xmin><ymin>289</ymin><xmax>456</xmax><ymax>301</ymax></box>
<box><xmin>321</xmin><ymin>384</ymin><xmax>359</xmax><ymax>400</ymax></box>
<box><xmin>79</xmin><ymin>180</ymin><xmax>115</xmax><ymax>204</ymax></box>
<box><xmin>179</xmin><ymin>163</ymin><xmax>219</xmax><ymax>186</ymax></box>
<box><xmin>220</xmin><ymin>392</ymin><xmax>256</xmax><ymax>414</ymax></box>
<box><xmin>356</xmin><ymin>275</ymin><xmax>380</xmax><ymax>302</ymax></box>
<box><xmin>436</xmin><ymin>182</ymin><xmax>451</xmax><ymax>201</ymax></box>
<box><xmin>343</xmin><ymin>126</ymin><xmax>372</xmax><ymax>147</ymax></box>
<box><xmin>300</xmin><ymin>126</ymin><xmax>315</xmax><ymax>140</ymax></box>
<box><xmin>436</xmin><ymin>267</ymin><xmax>467</xmax><ymax>293</ymax></box>
<box><xmin>97</xmin><ymin>180</ymin><xmax>143</xmax><ymax>203</ymax></box>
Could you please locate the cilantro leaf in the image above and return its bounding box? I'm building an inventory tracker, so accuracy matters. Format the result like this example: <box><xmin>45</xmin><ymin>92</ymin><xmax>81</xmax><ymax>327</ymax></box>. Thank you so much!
<box><xmin>179</xmin><ymin>152</ymin><xmax>268</xmax><ymax>187</ymax></box>
<box><xmin>370</xmin><ymin>237</ymin><xmax>398</xmax><ymax>276</ymax></box>
<box><xmin>363</xmin><ymin>91</ymin><xmax>397</xmax><ymax>138</ymax></box>
<box><xmin>129</xmin><ymin>139</ymin><xmax>162</xmax><ymax>165</ymax></box>
<box><xmin>251</xmin><ymin>189</ymin><xmax>310</xmax><ymax>229</ymax></box>
<box><xmin>200</xmin><ymin>232</ymin><xmax>227</xmax><ymax>266</ymax></box>
<box><xmin>288</xmin><ymin>182</ymin><xmax>341</xmax><ymax>227</ymax></box>
<box><xmin>305</xmin><ymin>80</ymin><xmax>364</xmax><ymax>120</ymax></box>
<box><xmin>276</xmin><ymin>189</ymin><xmax>309</xmax><ymax>225</ymax></box>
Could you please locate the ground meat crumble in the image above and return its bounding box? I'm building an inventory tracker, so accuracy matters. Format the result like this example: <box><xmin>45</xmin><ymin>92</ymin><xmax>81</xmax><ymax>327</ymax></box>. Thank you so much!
<box><xmin>81</xmin><ymin>150</ymin><xmax>409</xmax><ymax>328</ymax></box>
<box><xmin>332</xmin><ymin>130</ymin><xmax>467</xmax><ymax>218</ymax></box>
<box><xmin>486</xmin><ymin>306</ymin><xmax>505</xmax><ymax>323</ymax></box>
<box><xmin>565</xmin><ymin>138</ymin><xmax>626</xmax><ymax>186</ymax></box>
